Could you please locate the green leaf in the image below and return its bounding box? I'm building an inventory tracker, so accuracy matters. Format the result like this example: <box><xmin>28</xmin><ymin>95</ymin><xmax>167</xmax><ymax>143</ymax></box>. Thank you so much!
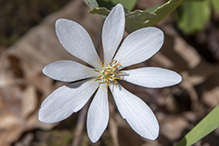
<box><xmin>90</xmin><ymin>0</ymin><xmax>184</xmax><ymax>33</ymax></box>
<box><xmin>83</xmin><ymin>0</ymin><xmax>99</xmax><ymax>9</ymax></box>
<box><xmin>124</xmin><ymin>9</ymin><xmax>156</xmax><ymax>33</ymax></box>
<box><xmin>175</xmin><ymin>0</ymin><xmax>211</xmax><ymax>34</ymax></box>
<box><xmin>89</xmin><ymin>7</ymin><xmax>110</xmax><ymax>18</ymax></box>
<box><xmin>211</xmin><ymin>0</ymin><xmax>219</xmax><ymax>14</ymax></box>
<box><xmin>152</xmin><ymin>0</ymin><xmax>184</xmax><ymax>24</ymax></box>
<box><xmin>89</xmin><ymin>7</ymin><xmax>156</xmax><ymax>33</ymax></box>
<box><xmin>97</xmin><ymin>0</ymin><xmax>137</xmax><ymax>11</ymax></box>
<box><xmin>177</xmin><ymin>105</ymin><xmax>219</xmax><ymax>146</ymax></box>
<box><xmin>145</xmin><ymin>5</ymin><xmax>162</xmax><ymax>13</ymax></box>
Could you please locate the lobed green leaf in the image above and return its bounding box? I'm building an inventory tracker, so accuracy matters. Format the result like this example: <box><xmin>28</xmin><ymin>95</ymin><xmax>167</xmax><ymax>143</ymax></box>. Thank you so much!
<box><xmin>97</xmin><ymin>0</ymin><xmax>137</xmax><ymax>11</ymax></box>
<box><xmin>90</xmin><ymin>0</ymin><xmax>184</xmax><ymax>33</ymax></box>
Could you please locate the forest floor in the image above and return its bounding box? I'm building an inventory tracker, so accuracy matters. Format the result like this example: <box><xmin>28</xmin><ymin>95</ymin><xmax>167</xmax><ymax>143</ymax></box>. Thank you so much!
<box><xmin>1</xmin><ymin>0</ymin><xmax>219</xmax><ymax>146</ymax></box>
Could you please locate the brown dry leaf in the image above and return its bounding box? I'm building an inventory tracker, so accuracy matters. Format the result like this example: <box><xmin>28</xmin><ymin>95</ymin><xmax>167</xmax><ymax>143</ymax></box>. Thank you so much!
<box><xmin>1</xmin><ymin>0</ymin><xmax>219</xmax><ymax>145</ymax></box>
<box><xmin>0</xmin><ymin>47</ymin><xmax>16</xmax><ymax>87</ymax></box>
<box><xmin>7</xmin><ymin>0</ymin><xmax>103</xmax><ymax>79</ymax></box>
<box><xmin>202</xmin><ymin>86</ymin><xmax>219</xmax><ymax>107</ymax></box>
<box><xmin>0</xmin><ymin>113</ymin><xmax>23</xmax><ymax>146</ymax></box>
<box><xmin>1</xmin><ymin>0</ymin><xmax>104</xmax><ymax>145</ymax></box>
<box><xmin>160</xmin><ymin>115</ymin><xmax>189</xmax><ymax>141</ymax></box>
<box><xmin>21</xmin><ymin>86</ymin><xmax>37</xmax><ymax>118</ymax></box>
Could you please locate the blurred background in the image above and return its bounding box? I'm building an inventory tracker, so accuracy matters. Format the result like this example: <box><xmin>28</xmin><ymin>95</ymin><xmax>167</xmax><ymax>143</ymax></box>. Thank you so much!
<box><xmin>0</xmin><ymin>0</ymin><xmax>219</xmax><ymax>145</ymax></box>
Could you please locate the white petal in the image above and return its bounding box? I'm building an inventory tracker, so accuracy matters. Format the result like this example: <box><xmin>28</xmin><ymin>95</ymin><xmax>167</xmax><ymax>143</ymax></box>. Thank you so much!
<box><xmin>110</xmin><ymin>84</ymin><xmax>159</xmax><ymax>140</ymax></box>
<box><xmin>43</xmin><ymin>60</ymin><xmax>99</xmax><ymax>82</ymax></box>
<box><xmin>87</xmin><ymin>84</ymin><xmax>109</xmax><ymax>143</ymax></box>
<box><xmin>122</xmin><ymin>67</ymin><xmax>182</xmax><ymax>88</ymax></box>
<box><xmin>114</xmin><ymin>27</ymin><xmax>164</xmax><ymax>68</ymax></box>
<box><xmin>38</xmin><ymin>79</ymin><xmax>99</xmax><ymax>123</ymax></box>
<box><xmin>55</xmin><ymin>19</ymin><xmax>101</xmax><ymax>69</ymax></box>
<box><xmin>102</xmin><ymin>4</ymin><xmax>125</xmax><ymax>65</ymax></box>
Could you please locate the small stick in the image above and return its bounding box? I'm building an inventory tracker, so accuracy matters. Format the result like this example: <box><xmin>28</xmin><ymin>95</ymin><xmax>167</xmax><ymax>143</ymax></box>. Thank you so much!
<box><xmin>72</xmin><ymin>103</ymin><xmax>88</xmax><ymax>146</ymax></box>
<box><xmin>109</xmin><ymin>101</ymin><xmax>120</xmax><ymax>146</ymax></box>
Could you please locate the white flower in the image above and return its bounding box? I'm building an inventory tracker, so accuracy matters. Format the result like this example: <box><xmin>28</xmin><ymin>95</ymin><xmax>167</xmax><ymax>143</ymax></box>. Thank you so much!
<box><xmin>38</xmin><ymin>4</ymin><xmax>182</xmax><ymax>143</ymax></box>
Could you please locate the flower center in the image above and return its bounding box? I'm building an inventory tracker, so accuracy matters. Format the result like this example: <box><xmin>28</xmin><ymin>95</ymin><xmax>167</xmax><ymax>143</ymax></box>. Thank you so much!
<box><xmin>94</xmin><ymin>59</ymin><xmax>123</xmax><ymax>89</ymax></box>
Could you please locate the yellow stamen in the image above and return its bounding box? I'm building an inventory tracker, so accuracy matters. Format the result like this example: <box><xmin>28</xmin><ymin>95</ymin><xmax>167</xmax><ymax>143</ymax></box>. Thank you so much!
<box><xmin>99</xmin><ymin>80</ymin><xmax>106</xmax><ymax>84</ymax></box>
<box><xmin>94</xmin><ymin>69</ymin><xmax>101</xmax><ymax>73</ymax></box>
<box><xmin>94</xmin><ymin>59</ymin><xmax>123</xmax><ymax>89</ymax></box>
<box><xmin>98</xmin><ymin>59</ymin><xmax>105</xmax><ymax>68</ymax></box>
<box><xmin>109</xmin><ymin>60</ymin><xmax>117</xmax><ymax>66</ymax></box>
<box><xmin>112</xmin><ymin>80</ymin><xmax>118</xmax><ymax>87</ymax></box>
<box><xmin>113</xmin><ymin>77</ymin><xmax>123</xmax><ymax>80</ymax></box>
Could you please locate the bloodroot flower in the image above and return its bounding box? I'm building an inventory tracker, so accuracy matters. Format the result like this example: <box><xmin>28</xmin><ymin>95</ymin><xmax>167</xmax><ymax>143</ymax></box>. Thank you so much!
<box><xmin>38</xmin><ymin>4</ymin><xmax>182</xmax><ymax>143</ymax></box>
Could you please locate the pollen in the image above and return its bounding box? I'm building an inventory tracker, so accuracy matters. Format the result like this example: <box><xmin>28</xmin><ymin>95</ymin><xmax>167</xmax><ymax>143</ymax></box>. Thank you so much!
<box><xmin>94</xmin><ymin>59</ymin><xmax>123</xmax><ymax>89</ymax></box>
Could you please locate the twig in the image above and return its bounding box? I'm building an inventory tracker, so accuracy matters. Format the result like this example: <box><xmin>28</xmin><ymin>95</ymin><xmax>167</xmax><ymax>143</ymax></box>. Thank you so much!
<box><xmin>72</xmin><ymin>103</ymin><xmax>88</xmax><ymax>146</ymax></box>
<box><xmin>109</xmin><ymin>101</ymin><xmax>120</xmax><ymax>146</ymax></box>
